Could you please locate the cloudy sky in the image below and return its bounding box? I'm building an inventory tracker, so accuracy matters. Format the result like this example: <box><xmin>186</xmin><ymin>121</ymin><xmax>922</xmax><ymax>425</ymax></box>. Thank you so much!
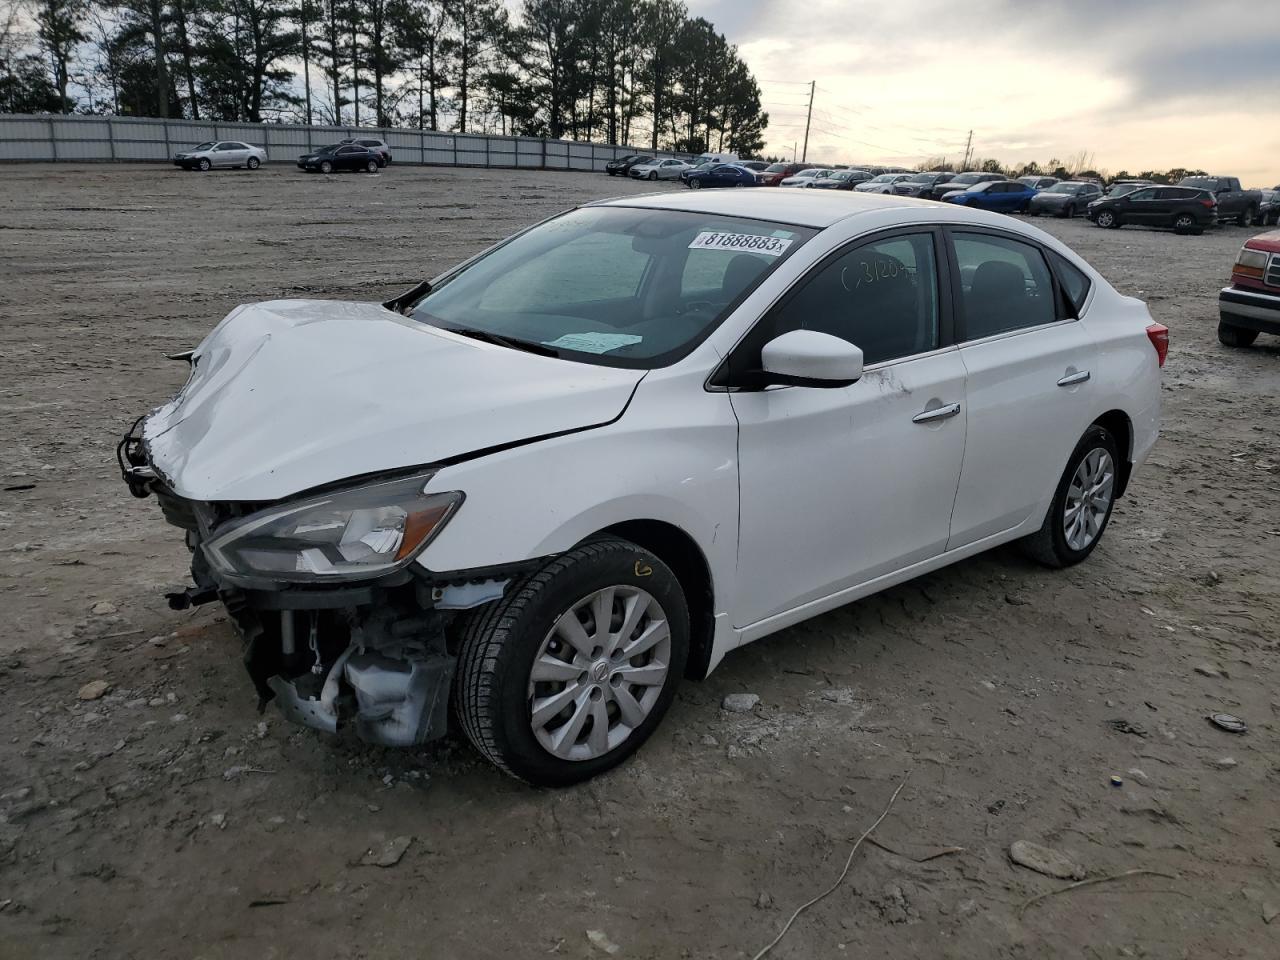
<box><xmin>689</xmin><ymin>0</ymin><xmax>1280</xmax><ymax>184</ymax></box>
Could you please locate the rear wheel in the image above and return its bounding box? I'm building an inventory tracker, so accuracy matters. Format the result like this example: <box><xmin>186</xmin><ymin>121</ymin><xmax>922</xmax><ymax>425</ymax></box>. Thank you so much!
<box><xmin>1218</xmin><ymin>321</ymin><xmax>1259</xmax><ymax>348</ymax></box>
<box><xmin>1020</xmin><ymin>425</ymin><xmax>1120</xmax><ymax>568</ymax></box>
<box><xmin>453</xmin><ymin>538</ymin><xmax>689</xmax><ymax>786</ymax></box>
<box><xmin>1173</xmin><ymin>213</ymin><xmax>1196</xmax><ymax>234</ymax></box>
<box><xmin>1238</xmin><ymin>205</ymin><xmax>1256</xmax><ymax>227</ymax></box>
<box><xmin>1094</xmin><ymin>209</ymin><xmax>1118</xmax><ymax>228</ymax></box>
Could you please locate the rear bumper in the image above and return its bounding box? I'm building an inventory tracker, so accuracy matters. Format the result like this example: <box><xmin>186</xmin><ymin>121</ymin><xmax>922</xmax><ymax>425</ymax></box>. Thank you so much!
<box><xmin>1220</xmin><ymin>285</ymin><xmax>1280</xmax><ymax>334</ymax></box>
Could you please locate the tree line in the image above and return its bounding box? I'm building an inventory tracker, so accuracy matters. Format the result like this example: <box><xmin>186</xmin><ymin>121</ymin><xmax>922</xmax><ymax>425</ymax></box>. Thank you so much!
<box><xmin>0</xmin><ymin>0</ymin><xmax>769</xmax><ymax>154</ymax></box>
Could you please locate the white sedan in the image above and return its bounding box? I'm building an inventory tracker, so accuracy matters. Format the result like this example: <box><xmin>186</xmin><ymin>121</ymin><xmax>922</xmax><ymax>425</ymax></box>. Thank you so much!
<box><xmin>123</xmin><ymin>191</ymin><xmax>1165</xmax><ymax>786</ymax></box>
<box><xmin>780</xmin><ymin>168</ymin><xmax>833</xmax><ymax>187</ymax></box>
<box><xmin>855</xmin><ymin>173</ymin><xmax>914</xmax><ymax>193</ymax></box>
<box><xmin>629</xmin><ymin>158</ymin><xmax>693</xmax><ymax>181</ymax></box>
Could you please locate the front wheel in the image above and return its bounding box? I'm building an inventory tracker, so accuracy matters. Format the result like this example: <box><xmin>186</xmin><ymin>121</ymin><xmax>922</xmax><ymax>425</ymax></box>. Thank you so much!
<box><xmin>1238</xmin><ymin>205</ymin><xmax>1256</xmax><ymax>227</ymax></box>
<box><xmin>648</xmin><ymin>171</ymin><xmax>657</xmax><ymax>181</ymax></box>
<box><xmin>1020</xmin><ymin>425</ymin><xmax>1120</xmax><ymax>568</ymax></box>
<box><xmin>366</xmin><ymin>159</ymin><xmax>378</xmax><ymax>173</ymax></box>
<box><xmin>453</xmin><ymin>538</ymin><xmax>689</xmax><ymax>786</ymax></box>
<box><xmin>247</xmin><ymin>156</ymin><xmax>260</xmax><ymax>170</ymax></box>
<box><xmin>198</xmin><ymin>158</ymin><xmax>211</xmax><ymax>172</ymax></box>
<box><xmin>319</xmin><ymin>160</ymin><xmax>332</xmax><ymax>174</ymax></box>
<box><xmin>1062</xmin><ymin>204</ymin><xmax>1075</xmax><ymax>218</ymax></box>
<box><xmin>689</xmin><ymin>178</ymin><xmax>701</xmax><ymax>189</ymax></box>
<box><xmin>1094</xmin><ymin>210</ymin><xmax>1118</xmax><ymax>228</ymax></box>
<box><xmin>1218</xmin><ymin>321</ymin><xmax>1259</xmax><ymax>348</ymax></box>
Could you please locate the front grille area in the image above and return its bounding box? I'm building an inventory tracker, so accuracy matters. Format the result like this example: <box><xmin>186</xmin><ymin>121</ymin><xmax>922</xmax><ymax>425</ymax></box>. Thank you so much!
<box><xmin>1265</xmin><ymin>253</ymin><xmax>1280</xmax><ymax>289</ymax></box>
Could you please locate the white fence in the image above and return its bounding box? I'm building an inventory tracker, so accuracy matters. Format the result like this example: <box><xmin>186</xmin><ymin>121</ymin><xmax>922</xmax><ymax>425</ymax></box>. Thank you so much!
<box><xmin>0</xmin><ymin>114</ymin><xmax>686</xmax><ymax>170</ymax></box>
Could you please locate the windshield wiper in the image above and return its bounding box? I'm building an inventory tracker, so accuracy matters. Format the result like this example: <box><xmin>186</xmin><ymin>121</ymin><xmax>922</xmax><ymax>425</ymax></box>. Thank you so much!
<box><xmin>444</xmin><ymin>326</ymin><xmax>561</xmax><ymax>358</ymax></box>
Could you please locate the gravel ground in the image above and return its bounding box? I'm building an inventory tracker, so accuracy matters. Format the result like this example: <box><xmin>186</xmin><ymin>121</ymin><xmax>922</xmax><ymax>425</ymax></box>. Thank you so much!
<box><xmin>1</xmin><ymin>164</ymin><xmax>1278</xmax><ymax>960</ymax></box>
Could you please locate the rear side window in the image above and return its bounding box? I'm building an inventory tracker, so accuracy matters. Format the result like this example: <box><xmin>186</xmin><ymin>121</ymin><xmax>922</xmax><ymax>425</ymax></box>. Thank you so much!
<box><xmin>1048</xmin><ymin>250</ymin><xmax>1091</xmax><ymax>316</ymax></box>
<box><xmin>952</xmin><ymin>232</ymin><xmax>1057</xmax><ymax>340</ymax></box>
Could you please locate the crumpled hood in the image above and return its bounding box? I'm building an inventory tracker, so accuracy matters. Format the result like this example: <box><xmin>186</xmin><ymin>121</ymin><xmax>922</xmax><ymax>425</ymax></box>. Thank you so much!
<box><xmin>143</xmin><ymin>299</ymin><xmax>644</xmax><ymax>502</ymax></box>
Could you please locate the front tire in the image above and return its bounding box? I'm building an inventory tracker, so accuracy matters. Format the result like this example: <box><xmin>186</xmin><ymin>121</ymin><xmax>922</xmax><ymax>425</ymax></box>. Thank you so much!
<box><xmin>454</xmin><ymin>538</ymin><xmax>689</xmax><ymax>786</ymax></box>
<box><xmin>1094</xmin><ymin>210</ymin><xmax>1118</xmax><ymax>229</ymax></box>
<box><xmin>366</xmin><ymin>159</ymin><xmax>378</xmax><ymax>173</ymax></box>
<box><xmin>319</xmin><ymin>160</ymin><xmax>332</xmax><ymax>174</ymax></box>
<box><xmin>247</xmin><ymin>156</ymin><xmax>260</xmax><ymax>170</ymax></box>
<box><xmin>1238</xmin><ymin>205</ymin><xmax>1256</xmax><ymax>227</ymax></box>
<box><xmin>689</xmin><ymin>179</ymin><xmax>701</xmax><ymax>189</ymax></box>
<box><xmin>198</xmin><ymin>158</ymin><xmax>211</xmax><ymax>172</ymax></box>
<box><xmin>1062</xmin><ymin>204</ymin><xmax>1075</xmax><ymax>218</ymax></box>
<box><xmin>1218</xmin><ymin>321</ymin><xmax>1259</xmax><ymax>348</ymax></box>
<box><xmin>1020</xmin><ymin>425</ymin><xmax>1120</xmax><ymax>569</ymax></box>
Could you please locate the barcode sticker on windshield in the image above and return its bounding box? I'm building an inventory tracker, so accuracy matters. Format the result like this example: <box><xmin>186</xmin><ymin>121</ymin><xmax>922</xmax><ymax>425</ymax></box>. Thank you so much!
<box><xmin>545</xmin><ymin>332</ymin><xmax>643</xmax><ymax>354</ymax></box>
<box><xmin>689</xmin><ymin>232</ymin><xmax>792</xmax><ymax>257</ymax></box>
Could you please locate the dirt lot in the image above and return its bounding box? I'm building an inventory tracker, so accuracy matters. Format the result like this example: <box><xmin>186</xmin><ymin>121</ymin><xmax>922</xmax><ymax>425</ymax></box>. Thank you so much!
<box><xmin>1</xmin><ymin>163</ymin><xmax>1278</xmax><ymax>960</ymax></box>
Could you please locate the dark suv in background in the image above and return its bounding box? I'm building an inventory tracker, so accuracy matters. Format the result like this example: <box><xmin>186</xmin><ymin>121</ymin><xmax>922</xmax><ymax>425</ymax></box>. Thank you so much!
<box><xmin>891</xmin><ymin>171</ymin><xmax>955</xmax><ymax>197</ymax></box>
<box><xmin>1027</xmin><ymin>180</ymin><xmax>1103</xmax><ymax>217</ymax></box>
<box><xmin>928</xmin><ymin>171</ymin><xmax>1001</xmax><ymax>200</ymax></box>
<box><xmin>1088</xmin><ymin>185</ymin><xmax>1217</xmax><ymax>234</ymax></box>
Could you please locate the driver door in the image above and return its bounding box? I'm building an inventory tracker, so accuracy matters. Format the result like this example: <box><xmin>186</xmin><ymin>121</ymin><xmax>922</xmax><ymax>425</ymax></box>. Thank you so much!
<box><xmin>727</xmin><ymin>229</ymin><xmax>968</xmax><ymax>629</ymax></box>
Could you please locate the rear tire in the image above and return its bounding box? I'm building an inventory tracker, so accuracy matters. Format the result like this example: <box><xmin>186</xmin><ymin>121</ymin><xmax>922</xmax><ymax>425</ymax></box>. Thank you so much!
<box><xmin>1173</xmin><ymin>213</ymin><xmax>1195</xmax><ymax>234</ymax></box>
<box><xmin>1020</xmin><ymin>425</ymin><xmax>1120</xmax><ymax>569</ymax></box>
<box><xmin>1238</xmin><ymin>205</ymin><xmax>1256</xmax><ymax>227</ymax></box>
<box><xmin>453</xmin><ymin>538</ymin><xmax>689</xmax><ymax>786</ymax></box>
<box><xmin>1218</xmin><ymin>322</ymin><xmax>1259</xmax><ymax>348</ymax></box>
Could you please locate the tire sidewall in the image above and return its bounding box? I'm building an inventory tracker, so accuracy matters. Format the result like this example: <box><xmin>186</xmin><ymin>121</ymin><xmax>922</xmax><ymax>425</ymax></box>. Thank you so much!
<box><xmin>1096</xmin><ymin>210</ymin><xmax>1115</xmax><ymax>227</ymax></box>
<box><xmin>1042</xmin><ymin>425</ymin><xmax>1120</xmax><ymax>565</ymax></box>
<box><xmin>482</xmin><ymin>545</ymin><xmax>690</xmax><ymax>786</ymax></box>
<box><xmin>198</xmin><ymin>158</ymin><xmax>210</xmax><ymax>171</ymax></box>
<box><xmin>247</xmin><ymin>157</ymin><xmax>260</xmax><ymax>170</ymax></box>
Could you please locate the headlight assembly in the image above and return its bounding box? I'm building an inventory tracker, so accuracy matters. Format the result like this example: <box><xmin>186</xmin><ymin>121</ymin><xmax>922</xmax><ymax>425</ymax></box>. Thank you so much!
<box><xmin>203</xmin><ymin>473</ymin><xmax>462</xmax><ymax>582</ymax></box>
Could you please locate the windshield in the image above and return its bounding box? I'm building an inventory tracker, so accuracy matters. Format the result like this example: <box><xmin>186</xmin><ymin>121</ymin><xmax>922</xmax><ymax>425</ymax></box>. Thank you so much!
<box><xmin>905</xmin><ymin>172</ymin><xmax>936</xmax><ymax>183</ymax></box>
<box><xmin>1179</xmin><ymin>177</ymin><xmax>1215</xmax><ymax>189</ymax></box>
<box><xmin>868</xmin><ymin>174</ymin><xmax>895</xmax><ymax>183</ymax></box>
<box><xmin>764</xmin><ymin>163</ymin><xmax>790</xmax><ymax>173</ymax></box>
<box><xmin>316</xmin><ymin>145</ymin><xmax>339</xmax><ymax>155</ymax></box>
<box><xmin>1042</xmin><ymin>183</ymin><xmax>1077</xmax><ymax>194</ymax></box>
<box><xmin>1107</xmin><ymin>182</ymin><xmax>1145</xmax><ymax>196</ymax></box>
<box><xmin>406</xmin><ymin>207</ymin><xmax>814</xmax><ymax>369</ymax></box>
<box><xmin>193</xmin><ymin>141</ymin><xmax>215</xmax><ymax>151</ymax></box>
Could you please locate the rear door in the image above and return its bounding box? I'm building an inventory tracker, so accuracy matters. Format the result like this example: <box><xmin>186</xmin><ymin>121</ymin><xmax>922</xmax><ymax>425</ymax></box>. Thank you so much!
<box><xmin>945</xmin><ymin>229</ymin><xmax>1097</xmax><ymax>547</ymax></box>
<box><xmin>1122</xmin><ymin>187</ymin><xmax>1162</xmax><ymax>224</ymax></box>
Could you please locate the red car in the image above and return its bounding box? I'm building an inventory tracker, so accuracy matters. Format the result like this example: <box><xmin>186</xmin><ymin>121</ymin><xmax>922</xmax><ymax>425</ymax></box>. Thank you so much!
<box><xmin>757</xmin><ymin>161</ymin><xmax>809</xmax><ymax>186</ymax></box>
<box><xmin>1218</xmin><ymin>229</ymin><xmax>1280</xmax><ymax>347</ymax></box>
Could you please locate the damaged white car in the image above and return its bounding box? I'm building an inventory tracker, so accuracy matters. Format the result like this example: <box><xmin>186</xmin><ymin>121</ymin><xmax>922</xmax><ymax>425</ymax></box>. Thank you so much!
<box><xmin>121</xmin><ymin>190</ymin><xmax>1164</xmax><ymax>785</ymax></box>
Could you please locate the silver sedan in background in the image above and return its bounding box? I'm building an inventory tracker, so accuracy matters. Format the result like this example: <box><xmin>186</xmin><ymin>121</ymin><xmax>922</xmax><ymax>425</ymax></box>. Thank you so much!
<box><xmin>629</xmin><ymin>158</ymin><xmax>694</xmax><ymax>181</ymax></box>
<box><xmin>173</xmin><ymin>141</ymin><xmax>268</xmax><ymax>172</ymax></box>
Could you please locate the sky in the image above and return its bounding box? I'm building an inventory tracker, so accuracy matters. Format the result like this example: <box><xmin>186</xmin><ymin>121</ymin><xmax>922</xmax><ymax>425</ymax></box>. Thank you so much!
<box><xmin>689</xmin><ymin>0</ymin><xmax>1280</xmax><ymax>185</ymax></box>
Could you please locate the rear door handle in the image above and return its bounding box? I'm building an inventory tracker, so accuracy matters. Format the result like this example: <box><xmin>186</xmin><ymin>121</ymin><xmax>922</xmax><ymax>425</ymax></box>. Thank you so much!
<box><xmin>912</xmin><ymin>402</ymin><xmax>961</xmax><ymax>424</ymax></box>
<box><xmin>1057</xmin><ymin>370</ymin><xmax>1091</xmax><ymax>386</ymax></box>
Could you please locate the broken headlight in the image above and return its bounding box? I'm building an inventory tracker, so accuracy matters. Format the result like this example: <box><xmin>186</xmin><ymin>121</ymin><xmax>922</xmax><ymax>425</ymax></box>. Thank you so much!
<box><xmin>203</xmin><ymin>473</ymin><xmax>462</xmax><ymax>583</ymax></box>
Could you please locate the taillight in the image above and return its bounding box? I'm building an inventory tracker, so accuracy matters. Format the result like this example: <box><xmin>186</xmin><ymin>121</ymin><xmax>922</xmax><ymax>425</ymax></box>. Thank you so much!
<box><xmin>1199</xmin><ymin>198</ymin><xmax>1215</xmax><ymax>209</ymax></box>
<box><xmin>1146</xmin><ymin>323</ymin><xmax>1169</xmax><ymax>367</ymax></box>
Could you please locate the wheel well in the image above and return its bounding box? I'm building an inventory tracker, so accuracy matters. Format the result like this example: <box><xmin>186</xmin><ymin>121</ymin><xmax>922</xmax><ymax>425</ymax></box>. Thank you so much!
<box><xmin>1093</xmin><ymin>410</ymin><xmax>1133</xmax><ymax>498</ymax></box>
<box><xmin>599</xmin><ymin>520</ymin><xmax>715</xmax><ymax>682</ymax></box>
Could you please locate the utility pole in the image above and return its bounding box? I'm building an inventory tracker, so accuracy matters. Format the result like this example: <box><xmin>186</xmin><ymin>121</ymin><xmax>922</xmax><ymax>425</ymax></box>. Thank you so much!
<box><xmin>961</xmin><ymin>129</ymin><xmax>973</xmax><ymax>170</ymax></box>
<box><xmin>801</xmin><ymin>80</ymin><xmax>815</xmax><ymax>163</ymax></box>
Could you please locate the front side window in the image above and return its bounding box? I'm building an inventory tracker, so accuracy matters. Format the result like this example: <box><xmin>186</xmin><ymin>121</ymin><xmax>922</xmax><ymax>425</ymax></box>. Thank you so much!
<box><xmin>1127</xmin><ymin>188</ymin><xmax>1157</xmax><ymax>201</ymax></box>
<box><xmin>407</xmin><ymin>207</ymin><xmax>814</xmax><ymax>368</ymax></box>
<box><xmin>745</xmin><ymin>232</ymin><xmax>940</xmax><ymax>368</ymax></box>
<box><xmin>952</xmin><ymin>232</ymin><xmax>1057</xmax><ymax>340</ymax></box>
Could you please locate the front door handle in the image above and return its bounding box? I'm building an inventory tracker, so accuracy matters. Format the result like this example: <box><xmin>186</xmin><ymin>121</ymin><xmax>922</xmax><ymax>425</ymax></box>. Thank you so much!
<box><xmin>1057</xmin><ymin>370</ymin><xmax>1091</xmax><ymax>386</ymax></box>
<box><xmin>912</xmin><ymin>402</ymin><xmax>961</xmax><ymax>424</ymax></box>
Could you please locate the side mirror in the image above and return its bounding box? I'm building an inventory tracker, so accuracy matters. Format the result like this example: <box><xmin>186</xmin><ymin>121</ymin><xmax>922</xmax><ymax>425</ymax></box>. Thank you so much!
<box><xmin>759</xmin><ymin>330</ymin><xmax>864</xmax><ymax>388</ymax></box>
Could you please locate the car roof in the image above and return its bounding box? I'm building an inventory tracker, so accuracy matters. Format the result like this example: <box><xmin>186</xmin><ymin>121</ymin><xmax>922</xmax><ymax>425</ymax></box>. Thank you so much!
<box><xmin>593</xmin><ymin>188</ymin><xmax>951</xmax><ymax>229</ymax></box>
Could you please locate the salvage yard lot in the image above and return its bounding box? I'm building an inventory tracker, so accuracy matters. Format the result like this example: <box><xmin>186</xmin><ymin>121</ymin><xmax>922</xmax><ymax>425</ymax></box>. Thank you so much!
<box><xmin>1</xmin><ymin>164</ymin><xmax>1278</xmax><ymax>959</ymax></box>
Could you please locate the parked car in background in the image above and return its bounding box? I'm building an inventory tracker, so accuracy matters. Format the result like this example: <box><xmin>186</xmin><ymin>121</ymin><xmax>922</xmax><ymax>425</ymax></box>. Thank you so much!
<box><xmin>339</xmin><ymin>137</ymin><xmax>392</xmax><ymax>166</ymax></box>
<box><xmin>781</xmin><ymin>168</ymin><xmax>834</xmax><ymax>188</ymax></box>
<box><xmin>736</xmin><ymin>161</ymin><xmax>769</xmax><ymax>173</ymax></box>
<box><xmin>1218</xmin><ymin>230</ymin><xmax>1280</xmax><ymax>347</ymax></box>
<box><xmin>892</xmin><ymin>171</ymin><xmax>954</xmax><ymax>197</ymax></box>
<box><xmin>606</xmin><ymin>154</ymin><xmax>653</xmax><ymax>176</ymax></box>
<box><xmin>758</xmin><ymin>161</ymin><xmax>809</xmax><ymax>186</ymax></box>
<box><xmin>297</xmin><ymin>143</ymin><xmax>382</xmax><ymax>174</ymax></box>
<box><xmin>855</xmin><ymin>173</ymin><xmax>913</xmax><ymax>193</ymax></box>
<box><xmin>120</xmin><ymin>189</ymin><xmax>1165</xmax><ymax>786</ymax></box>
<box><xmin>1088</xmin><ymin>185</ymin><xmax>1216</xmax><ymax>234</ymax></box>
<box><xmin>1255</xmin><ymin>189</ymin><xmax>1279</xmax><ymax>226</ymax></box>
<box><xmin>173</xmin><ymin>141</ymin><xmax>267</xmax><ymax>171</ymax></box>
<box><xmin>809</xmin><ymin>169</ymin><xmax>873</xmax><ymax>191</ymax></box>
<box><xmin>684</xmin><ymin>163</ymin><xmax>759</xmax><ymax>189</ymax></box>
<box><xmin>629</xmin><ymin>158</ymin><xmax>693</xmax><ymax>181</ymax></box>
<box><xmin>1178</xmin><ymin>176</ymin><xmax>1264</xmax><ymax>226</ymax></box>
<box><xmin>929</xmin><ymin>172</ymin><xmax>1002</xmax><ymax>200</ymax></box>
<box><xmin>1027</xmin><ymin>181</ymin><xmax>1103</xmax><ymax>218</ymax></box>
<box><xmin>1018</xmin><ymin>176</ymin><xmax>1060</xmax><ymax>190</ymax></box>
<box><xmin>1104</xmin><ymin>179</ymin><xmax>1153</xmax><ymax>197</ymax></box>
<box><xmin>941</xmin><ymin>179</ymin><xmax>1038</xmax><ymax>213</ymax></box>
